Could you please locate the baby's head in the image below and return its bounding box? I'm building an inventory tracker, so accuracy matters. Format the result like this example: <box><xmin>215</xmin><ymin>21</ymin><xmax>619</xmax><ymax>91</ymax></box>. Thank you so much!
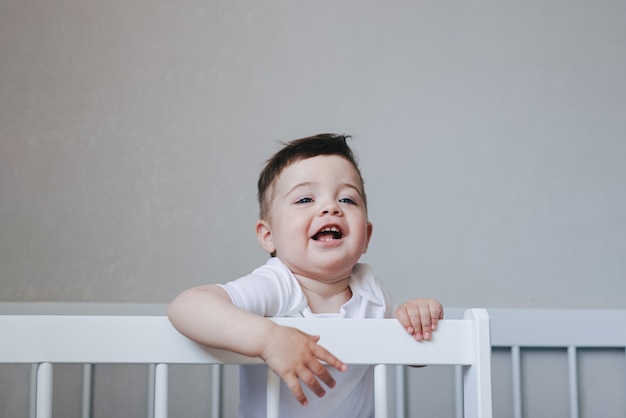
<box><xmin>257</xmin><ymin>133</ymin><xmax>367</xmax><ymax>222</ymax></box>
<box><xmin>257</xmin><ymin>134</ymin><xmax>371</xmax><ymax>274</ymax></box>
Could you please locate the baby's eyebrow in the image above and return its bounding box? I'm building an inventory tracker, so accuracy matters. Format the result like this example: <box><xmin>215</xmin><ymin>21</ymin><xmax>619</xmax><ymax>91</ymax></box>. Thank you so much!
<box><xmin>339</xmin><ymin>182</ymin><xmax>365</xmax><ymax>197</ymax></box>
<box><xmin>283</xmin><ymin>181</ymin><xmax>364</xmax><ymax>198</ymax></box>
<box><xmin>284</xmin><ymin>182</ymin><xmax>315</xmax><ymax>197</ymax></box>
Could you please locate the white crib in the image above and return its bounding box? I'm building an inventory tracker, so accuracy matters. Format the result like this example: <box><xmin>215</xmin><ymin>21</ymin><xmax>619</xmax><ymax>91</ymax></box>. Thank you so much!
<box><xmin>2</xmin><ymin>304</ymin><xmax>625</xmax><ymax>417</ymax></box>
<box><xmin>485</xmin><ymin>308</ymin><xmax>626</xmax><ymax>418</ymax></box>
<box><xmin>0</xmin><ymin>305</ymin><xmax>491</xmax><ymax>418</ymax></box>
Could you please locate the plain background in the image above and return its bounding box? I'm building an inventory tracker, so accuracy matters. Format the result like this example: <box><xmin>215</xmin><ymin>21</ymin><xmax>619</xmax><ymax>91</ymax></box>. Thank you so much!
<box><xmin>1</xmin><ymin>0</ymin><xmax>624</xmax><ymax>309</ymax></box>
<box><xmin>1</xmin><ymin>1</ymin><xmax>625</xmax><ymax>416</ymax></box>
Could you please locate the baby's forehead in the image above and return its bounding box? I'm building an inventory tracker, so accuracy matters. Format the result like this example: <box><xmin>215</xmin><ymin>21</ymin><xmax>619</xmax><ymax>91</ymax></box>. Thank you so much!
<box><xmin>275</xmin><ymin>155</ymin><xmax>364</xmax><ymax>187</ymax></box>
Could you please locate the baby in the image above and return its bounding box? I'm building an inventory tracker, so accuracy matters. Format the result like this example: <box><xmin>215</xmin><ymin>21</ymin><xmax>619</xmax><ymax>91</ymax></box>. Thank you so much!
<box><xmin>168</xmin><ymin>133</ymin><xmax>443</xmax><ymax>417</ymax></box>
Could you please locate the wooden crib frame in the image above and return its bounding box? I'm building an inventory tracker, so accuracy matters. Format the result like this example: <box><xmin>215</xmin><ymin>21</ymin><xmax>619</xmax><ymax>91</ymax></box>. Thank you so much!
<box><xmin>0</xmin><ymin>308</ymin><xmax>492</xmax><ymax>418</ymax></box>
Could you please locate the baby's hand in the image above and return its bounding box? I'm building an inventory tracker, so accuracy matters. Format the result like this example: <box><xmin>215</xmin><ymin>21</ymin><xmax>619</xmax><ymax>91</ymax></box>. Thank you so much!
<box><xmin>260</xmin><ymin>325</ymin><xmax>347</xmax><ymax>406</ymax></box>
<box><xmin>395</xmin><ymin>298</ymin><xmax>444</xmax><ymax>341</ymax></box>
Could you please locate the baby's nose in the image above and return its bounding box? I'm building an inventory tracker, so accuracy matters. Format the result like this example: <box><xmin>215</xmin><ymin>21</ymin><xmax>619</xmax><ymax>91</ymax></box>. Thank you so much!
<box><xmin>321</xmin><ymin>202</ymin><xmax>342</xmax><ymax>215</ymax></box>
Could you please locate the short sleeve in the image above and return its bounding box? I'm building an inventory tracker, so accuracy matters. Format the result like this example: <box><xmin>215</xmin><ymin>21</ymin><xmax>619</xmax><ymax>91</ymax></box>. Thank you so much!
<box><xmin>218</xmin><ymin>258</ymin><xmax>308</xmax><ymax>317</ymax></box>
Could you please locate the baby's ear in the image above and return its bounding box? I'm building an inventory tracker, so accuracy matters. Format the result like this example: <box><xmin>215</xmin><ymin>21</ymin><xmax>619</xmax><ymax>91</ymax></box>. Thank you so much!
<box><xmin>363</xmin><ymin>221</ymin><xmax>373</xmax><ymax>253</ymax></box>
<box><xmin>256</xmin><ymin>220</ymin><xmax>276</xmax><ymax>254</ymax></box>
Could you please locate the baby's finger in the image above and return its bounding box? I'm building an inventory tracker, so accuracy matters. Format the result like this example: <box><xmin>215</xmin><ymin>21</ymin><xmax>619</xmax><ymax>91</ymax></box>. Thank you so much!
<box><xmin>416</xmin><ymin>304</ymin><xmax>433</xmax><ymax>340</ymax></box>
<box><xmin>403</xmin><ymin>305</ymin><xmax>426</xmax><ymax>340</ymax></box>
<box><xmin>430</xmin><ymin>302</ymin><xmax>444</xmax><ymax>331</ymax></box>
<box><xmin>313</xmin><ymin>343</ymin><xmax>347</xmax><ymax>373</ymax></box>
<box><xmin>299</xmin><ymin>368</ymin><xmax>327</xmax><ymax>399</ymax></box>
<box><xmin>401</xmin><ymin>304</ymin><xmax>426</xmax><ymax>340</ymax></box>
<box><xmin>283</xmin><ymin>373</ymin><xmax>309</xmax><ymax>406</ymax></box>
<box><xmin>395</xmin><ymin>307</ymin><xmax>415</xmax><ymax>334</ymax></box>
<box><xmin>308</xmin><ymin>358</ymin><xmax>336</xmax><ymax>390</ymax></box>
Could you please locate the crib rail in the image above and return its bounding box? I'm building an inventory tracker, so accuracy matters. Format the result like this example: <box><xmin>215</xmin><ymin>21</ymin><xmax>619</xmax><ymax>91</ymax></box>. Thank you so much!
<box><xmin>485</xmin><ymin>308</ymin><xmax>626</xmax><ymax>418</ymax></box>
<box><xmin>7</xmin><ymin>306</ymin><xmax>622</xmax><ymax>417</ymax></box>
<box><xmin>0</xmin><ymin>309</ymin><xmax>492</xmax><ymax>418</ymax></box>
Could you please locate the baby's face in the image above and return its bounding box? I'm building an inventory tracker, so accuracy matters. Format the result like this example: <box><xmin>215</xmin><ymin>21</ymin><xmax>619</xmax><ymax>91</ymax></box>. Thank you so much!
<box><xmin>258</xmin><ymin>155</ymin><xmax>372</xmax><ymax>282</ymax></box>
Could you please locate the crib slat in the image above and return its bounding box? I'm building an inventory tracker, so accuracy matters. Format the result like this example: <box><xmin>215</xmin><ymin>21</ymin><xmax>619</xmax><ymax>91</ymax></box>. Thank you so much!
<box><xmin>154</xmin><ymin>364</ymin><xmax>168</xmax><ymax>418</ymax></box>
<box><xmin>29</xmin><ymin>364</ymin><xmax>37</xmax><ymax>418</ymax></box>
<box><xmin>454</xmin><ymin>365</ymin><xmax>463</xmax><ymax>418</ymax></box>
<box><xmin>266</xmin><ymin>369</ymin><xmax>280</xmax><ymax>418</ymax></box>
<box><xmin>148</xmin><ymin>364</ymin><xmax>156</xmax><ymax>418</ymax></box>
<box><xmin>374</xmin><ymin>364</ymin><xmax>388</xmax><ymax>418</ymax></box>
<box><xmin>81</xmin><ymin>364</ymin><xmax>93</xmax><ymax>418</ymax></box>
<box><xmin>394</xmin><ymin>365</ymin><xmax>407</xmax><ymax>418</ymax></box>
<box><xmin>210</xmin><ymin>364</ymin><xmax>222</xmax><ymax>418</ymax></box>
<box><xmin>567</xmin><ymin>346</ymin><xmax>579</xmax><ymax>418</ymax></box>
<box><xmin>36</xmin><ymin>363</ymin><xmax>53</xmax><ymax>418</ymax></box>
<box><xmin>511</xmin><ymin>346</ymin><xmax>522</xmax><ymax>418</ymax></box>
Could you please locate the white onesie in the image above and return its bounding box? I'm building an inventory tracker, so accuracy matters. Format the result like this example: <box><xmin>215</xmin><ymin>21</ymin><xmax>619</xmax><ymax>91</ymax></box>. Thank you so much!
<box><xmin>219</xmin><ymin>257</ymin><xmax>396</xmax><ymax>418</ymax></box>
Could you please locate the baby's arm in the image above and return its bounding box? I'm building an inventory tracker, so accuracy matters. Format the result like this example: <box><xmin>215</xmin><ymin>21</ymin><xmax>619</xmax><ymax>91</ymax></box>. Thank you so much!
<box><xmin>395</xmin><ymin>298</ymin><xmax>444</xmax><ymax>341</ymax></box>
<box><xmin>167</xmin><ymin>285</ymin><xmax>346</xmax><ymax>405</ymax></box>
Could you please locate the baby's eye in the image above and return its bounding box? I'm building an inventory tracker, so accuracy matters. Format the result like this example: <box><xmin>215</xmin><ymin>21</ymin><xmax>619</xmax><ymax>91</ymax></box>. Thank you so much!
<box><xmin>339</xmin><ymin>197</ymin><xmax>357</xmax><ymax>205</ymax></box>
<box><xmin>295</xmin><ymin>197</ymin><xmax>314</xmax><ymax>204</ymax></box>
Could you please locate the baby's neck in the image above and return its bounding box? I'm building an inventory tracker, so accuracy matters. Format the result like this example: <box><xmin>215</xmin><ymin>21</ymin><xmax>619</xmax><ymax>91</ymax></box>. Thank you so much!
<box><xmin>296</xmin><ymin>275</ymin><xmax>352</xmax><ymax>314</ymax></box>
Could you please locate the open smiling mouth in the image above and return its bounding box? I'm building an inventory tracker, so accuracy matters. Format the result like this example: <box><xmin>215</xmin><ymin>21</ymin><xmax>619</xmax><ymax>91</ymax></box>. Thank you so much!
<box><xmin>311</xmin><ymin>226</ymin><xmax>343</xmax><ymax>241</ymax></box>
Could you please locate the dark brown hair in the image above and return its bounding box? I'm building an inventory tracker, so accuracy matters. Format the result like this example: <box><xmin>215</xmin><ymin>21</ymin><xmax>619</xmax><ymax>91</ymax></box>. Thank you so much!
<box><xmin>257</xmin><ymin>133</ymin><xmax>366</xmax><ymax>220</ymax></box>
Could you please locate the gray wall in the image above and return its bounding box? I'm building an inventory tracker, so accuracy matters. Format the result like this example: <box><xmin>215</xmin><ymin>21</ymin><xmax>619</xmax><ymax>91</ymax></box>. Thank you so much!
<box><xmin>2</xmin><ymin>0</ymin><xmax>624</xmax><ymax>309</ymax></box>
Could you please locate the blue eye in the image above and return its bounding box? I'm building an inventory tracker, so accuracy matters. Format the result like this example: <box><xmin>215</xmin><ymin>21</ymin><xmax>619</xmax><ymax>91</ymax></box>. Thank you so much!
<box><xmin>295</xmin><ymin>197</ymin><xmax>313</xmax><ymax>204</ymax></box>
<box><xmin>339</xmin><ymin>198</ymin><xmax>357</xmax><ymax>205</ymax></box>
